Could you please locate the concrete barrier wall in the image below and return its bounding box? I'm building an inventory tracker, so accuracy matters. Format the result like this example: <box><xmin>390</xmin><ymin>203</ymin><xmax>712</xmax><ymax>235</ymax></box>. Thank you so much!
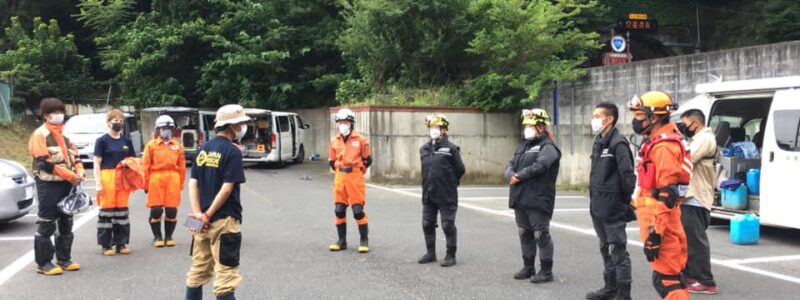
<box><xmin>295</xmin><ymin>108</ymin><xmax>331</xmax><ymax>158</ymax></box>
<box><xmin>538</xmin><ymin>40</ymin><xmax>800</xmax><ymax>186</ymax></box>
<box><xmin>324</xmin><ymin>106</ymin><xmax>520</xmax><ymax>184</ymax></box>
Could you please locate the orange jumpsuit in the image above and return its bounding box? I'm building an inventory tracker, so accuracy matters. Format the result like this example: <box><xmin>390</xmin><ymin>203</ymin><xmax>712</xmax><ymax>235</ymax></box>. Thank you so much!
<box><xmin>143</xmin><ymin>137</ymin><xmax>186</xmax><ymax>208</ymax></box>
<box><xmin>634</xmin><ymin>123</ymin><xmax>690</xmax><ymax>300</ymax></box>
<box><xmin>329</xmin><ymin>130</ymin><xmax>371</xmax><ymax>225</ymax></box>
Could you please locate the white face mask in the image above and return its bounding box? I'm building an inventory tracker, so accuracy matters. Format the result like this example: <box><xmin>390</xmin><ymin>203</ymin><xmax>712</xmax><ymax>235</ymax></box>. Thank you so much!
<box><xmin>49</xmin><ymin>113</ymin><xmax>65</xmax><ymax>125</ymax></box>
<box><xmin>159</xmin><ymin>129</ymin><xmax>173</xmax><ymax>140</ymax></box>
<box><xmin>338</xmin><ymin>124</ymin><xmax>351</xmax><ymax>136</ymax></box>
<box><xmin>524</xmin><ymin>127</ymin><xmax>536</xmax><ymax>140</ymax></box>
<box><xmin>234</xmin><ymin>125</ymin><xmax>247</xmax><ymax>141</ymax></box>
<box><xmin>429</xmin><ymin>128</ymin><xmax>441</xmax><ymax>140</ymax></box>
<box><xmin>591</xmin><ymin>117</ymin><xmax>606</xmax><ymax>134</ymax></box>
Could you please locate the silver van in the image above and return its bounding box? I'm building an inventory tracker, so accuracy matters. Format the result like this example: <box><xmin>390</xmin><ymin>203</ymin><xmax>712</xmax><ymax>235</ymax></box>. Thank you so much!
<box><xmin>141</xmin><ymin>107</ymin><xmax>201</xmax><ymax>161</ymax></box>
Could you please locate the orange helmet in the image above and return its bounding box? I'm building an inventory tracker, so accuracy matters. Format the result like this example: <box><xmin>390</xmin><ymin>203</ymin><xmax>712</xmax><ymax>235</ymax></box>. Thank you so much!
<box><xmin>628</xmin><ymin>91</ymin><xmax>678</xmax><ymax>116</ymax></box>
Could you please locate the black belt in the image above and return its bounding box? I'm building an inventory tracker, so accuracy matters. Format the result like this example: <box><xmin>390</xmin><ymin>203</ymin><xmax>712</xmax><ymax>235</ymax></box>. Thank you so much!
<box><xmin>338</xmin><ymin>167</ymin><xmax>353</xmax><ymax>173</ymax></box>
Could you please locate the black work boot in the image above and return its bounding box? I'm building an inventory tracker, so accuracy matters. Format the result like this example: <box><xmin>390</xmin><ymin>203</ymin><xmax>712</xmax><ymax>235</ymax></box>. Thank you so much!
<box><xmin>514</xmin><ymin>257</ymin><xmax>536</xmax><ymax>280</ymax></box>
<box><xmin>586</xmin><ymin>273</ymin><xmax>618</xmax><ymax>300</ymax></box>
<box><xmin>531</xmin><ymin>259</ymin><xmax>554</xmax><ymax>283</ymax></box>
<box><xmin>151</xmin><ymin>221</ymin><xmax>164</xmax><ymax>247</ymax></box>
<box><xmin>329</xmin><ymin>223</ymin><xmax>347</xmax><ymax>251</ymax></box>
<box><xmin>358</xmin><ymin>224</ymin><xmax>369</xmax><ymax>253</ymax></box>
<box><xmin>164</xmin><ymin>220</ymin><xmax>178</xmax><ymax>247</ymax></box>
<box><xmin>612</xmin><ymin>283</ymin><xmax>632</xmax><ymax>300</ymax></box>
<box><xmin>440</xmin><ymin>247</ymin><xmax>456</xmax><ymax>267</ymax></box>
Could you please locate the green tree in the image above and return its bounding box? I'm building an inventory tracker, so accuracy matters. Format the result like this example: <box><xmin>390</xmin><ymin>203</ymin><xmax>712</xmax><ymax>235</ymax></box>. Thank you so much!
<box><xmin>465</xmin><ymin>0</ymin><xmax>599</xmax><ymax>109</ymax></box>
<box><xmin>338</xmin><ymin>0</ymin><xmax>477</xmax><ymax>90</ymax></box>
<box><xmin>0</xmin><ymin>17</ymin><xmax>90</xmax><ymax>114</ymax></box>
<box><xmin>80</xmin><ymin>0</ymin><xmax>345</xmax><ymax>109</ymax></box>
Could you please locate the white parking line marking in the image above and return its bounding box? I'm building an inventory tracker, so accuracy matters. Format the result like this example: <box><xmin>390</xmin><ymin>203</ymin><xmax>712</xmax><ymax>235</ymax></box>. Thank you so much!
<box><xmin>553</xmin><ymin>208</ymin><xmax>590</xmax><ymax>212</ymax></box>
<box><xmin>719</xmin><ymin>255</ymin><xmax>800</xmax><ymax>265</ymax></box>
<box><xmin>368</xmin><ymin>183</ymin><xmax>800</xmax><ymax>285</ymax></box>
<box><xmin>0</xmin><ymin>237</ymin><xmax>34</xmax><ymax>241</ymax></box>
<box><xmin>0</xmin><ymin>207</ymin><xmax>99</xmax><ymax>286</ymax></box>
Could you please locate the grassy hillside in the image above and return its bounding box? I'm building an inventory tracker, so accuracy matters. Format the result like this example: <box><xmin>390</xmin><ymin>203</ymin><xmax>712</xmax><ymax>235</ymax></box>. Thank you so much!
<box><xmin>0</xmin><ymin>119</ymin><xmax>38</xmax><ymax>169</ymax></box>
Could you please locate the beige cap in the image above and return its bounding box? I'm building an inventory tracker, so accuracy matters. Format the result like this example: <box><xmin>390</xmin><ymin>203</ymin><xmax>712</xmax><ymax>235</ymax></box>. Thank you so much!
<box><xmin>214</xmin><ymin>104</ymin><xmax>252</xmax><ymax>129</ymax></box>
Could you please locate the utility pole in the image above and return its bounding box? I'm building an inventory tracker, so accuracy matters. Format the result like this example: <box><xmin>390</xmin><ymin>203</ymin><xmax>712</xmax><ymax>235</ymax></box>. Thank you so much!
<box><xmin>696</xmin><ymin>2</ymin><xmax>702</xmax><ymax>53</ymax></box>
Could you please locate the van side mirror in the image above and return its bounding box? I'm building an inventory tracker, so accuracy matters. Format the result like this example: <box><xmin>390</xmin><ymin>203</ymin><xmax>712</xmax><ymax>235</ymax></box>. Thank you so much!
<box><xmin>303</xmin><ymin>124</ymin><xmax>311</xmax><ymax>129</ymax></box>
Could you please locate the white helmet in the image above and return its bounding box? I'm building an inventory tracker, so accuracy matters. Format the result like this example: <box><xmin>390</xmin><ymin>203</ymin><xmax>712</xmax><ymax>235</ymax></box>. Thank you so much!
<box><xmin>334</xmin><ymin>108</ymin><xmax>355</xmax><ymax>123</ymax></box>
<box><xmin>155</xmin><ymin>115</ymin><xmax>175</xmax><ymax>128</ymax></box>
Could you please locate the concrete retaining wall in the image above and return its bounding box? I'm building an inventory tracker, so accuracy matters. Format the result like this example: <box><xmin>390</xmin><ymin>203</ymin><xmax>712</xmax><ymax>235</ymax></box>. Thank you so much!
<box><xmin>538</xmin><ymin>40</ymin><xmax>800</xmax><ymax>186</ymax></box>
<box><xmin>316</xmin><ymin>106</ymin><xmax>520</xmax><ymax>184</ymax></box>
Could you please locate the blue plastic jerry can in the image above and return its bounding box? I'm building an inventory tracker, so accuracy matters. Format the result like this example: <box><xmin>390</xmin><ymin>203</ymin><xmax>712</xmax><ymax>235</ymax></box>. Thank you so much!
<box><xmin>722</xmin><ymin>184</ymin><xmax>748</xmax><ymax>210</ymax></box>
<box><xmin>730</xmin><ymin>213</ymin><xmax>760</xmax><ymax>245</ymax></box>
<box><xmin>746</xmin><ymin>169</ymin><xmax>760</xmax><ymax>195</ymax></box>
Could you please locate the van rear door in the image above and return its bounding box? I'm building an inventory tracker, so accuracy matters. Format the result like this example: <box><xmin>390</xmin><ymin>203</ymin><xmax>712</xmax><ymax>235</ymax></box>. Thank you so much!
<box><xmin>276</xmin><ymin>115</ymin><xmax>292</xmax><ymax>161</ymax></box>
<box><xmin>759</xmin><ymin>89</ymin><xmax>800</xmax><ymax>228</ymax></box>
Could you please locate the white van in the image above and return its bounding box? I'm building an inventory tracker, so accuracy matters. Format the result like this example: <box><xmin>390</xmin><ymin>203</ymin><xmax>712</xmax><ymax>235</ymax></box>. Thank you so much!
<box><xmin>674</xmin><ymin>76</ymin><xmax>800</xmax><ymax>229</ymax></box>
<box><xmin>140</xmin><ymin>107</ymin><xmax>201</xmax><ymax>162</ymax></box>
<box><xmin>199</xmin><ymin>109</ymin><xmax>310</xmax><ymax>164</ymax></box>
<box><xmin>63</xmin><ymin>112</ymin><xmax>142</xmax><ymax>165</ymax></box>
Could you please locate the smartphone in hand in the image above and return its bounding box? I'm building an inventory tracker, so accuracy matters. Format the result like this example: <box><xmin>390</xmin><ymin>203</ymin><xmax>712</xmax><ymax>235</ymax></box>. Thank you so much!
<box><xmin>184</xmin><ymin>216</ymin><xmax>205</xmax><ymax>231</ymax></box>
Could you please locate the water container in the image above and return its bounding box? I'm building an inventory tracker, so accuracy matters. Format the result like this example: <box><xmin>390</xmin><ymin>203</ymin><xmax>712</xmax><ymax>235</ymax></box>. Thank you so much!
<box><xmin>747</xmin><ymin>169</ymin><xmax>760</xmax><ymax>195</ymax></box>
<box><xmin>730</xmin><ymin>213</ymin><xmax>760</xmax><ymax>245</ymax></box>
<box><xmin>721</xmin><ymin>184</ymin><xmax>748</xmax><ymax>210</ymax></box>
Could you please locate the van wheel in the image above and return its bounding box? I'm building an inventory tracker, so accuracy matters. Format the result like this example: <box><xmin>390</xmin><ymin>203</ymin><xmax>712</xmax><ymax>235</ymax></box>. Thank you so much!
<box><xmin>293</xmin><ymin>145</ymin><xmax>305</xmax><ymax>164</ymax></box>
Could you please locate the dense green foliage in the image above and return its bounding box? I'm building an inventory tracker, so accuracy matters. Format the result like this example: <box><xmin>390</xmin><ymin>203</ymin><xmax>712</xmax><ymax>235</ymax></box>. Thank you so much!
<box><xmin>1</xmin><ymin>0</ymin><xmax>799</xmax><ymax>112</ymax></box>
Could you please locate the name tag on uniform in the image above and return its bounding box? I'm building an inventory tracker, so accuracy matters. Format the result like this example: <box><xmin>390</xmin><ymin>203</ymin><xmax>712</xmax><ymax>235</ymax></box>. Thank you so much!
<box><xmin>171</xmin><ymin>145</ymin><xmax>179</xmax><ymax>151</ymax></box>
<box><xmin>526</xmin><ymin>145</ymin><xmax>541</xmax><ymax>153</ymax></box>
<box><xmin>352</xmin><ymin>141</ymin><xmax>360</xmax><ymax>147</ymax></box>
<box><xmin>435</xmin><ymin>147</ymin><xmax>452</xmax><ymax>156</ymax></box>
<box><xmin>601</xmin><ymin>148</ymin><xmax>614</xmax><ymax>158</ymax></box>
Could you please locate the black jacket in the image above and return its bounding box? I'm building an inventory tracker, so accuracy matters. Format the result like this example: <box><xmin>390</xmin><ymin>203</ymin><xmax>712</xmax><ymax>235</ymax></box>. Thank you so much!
<box><xmin>505</xmin><ymin>136</ymin><xmax>561</xmax><ymax>217</ymax></box>
<box><xmin>421</xmin><ymin>137</ymin><xmax>465</xmax><ymax>207</ymax></box>
<box><xmin>589</xmin><ymin>128</ymin><xmax>636</xmax><ymax>222</ymax></box>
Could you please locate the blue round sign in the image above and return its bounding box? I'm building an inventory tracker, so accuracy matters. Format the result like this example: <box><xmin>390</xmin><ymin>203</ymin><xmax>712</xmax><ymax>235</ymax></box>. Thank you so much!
<box><xmin>611</xmin><ymin>36</ymin><xmax>626</xmax><ymax>53</ymax></box>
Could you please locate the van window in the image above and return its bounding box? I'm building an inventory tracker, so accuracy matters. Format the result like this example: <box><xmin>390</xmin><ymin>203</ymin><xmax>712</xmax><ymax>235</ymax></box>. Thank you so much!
<box><xmin>773</xmin><ymin>110</ymin><xmax>800</xmax><ymax>152</ymax></box>
<box><xmin>296</xmin><ymin>116</ymin><xmax>305</xmax><ymax>128</ymax></box>
<box><xmin>126</xmin><ymin>117</ymin><xmax>138</xmax><ymax>133</ymax></box>
<box><xmin>202</xmin><ymin>114</ymin><xmax>215</xmax><ymax>131</ymax></box>
<box><xmin>277</xmin><ymin>116</ymin><xmax>290</xmax><ymax>133</ymax></box>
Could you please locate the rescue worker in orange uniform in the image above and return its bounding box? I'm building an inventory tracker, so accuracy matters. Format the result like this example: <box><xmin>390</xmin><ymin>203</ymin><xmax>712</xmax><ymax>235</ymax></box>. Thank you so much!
<box><xmin>143</xmin><ymin>115</ymin><xmax>186</xmax><ymax>248</ymax></box>
<box><xmin>28</xmin><ymin>97</ymin><xmax>84</xmax><ymax>275</ymax></box>
<box><xmin>94</xmin><ymin>109</ymin><xmax>137</xmax><ymax>256</ymax></box>
<box><xmin>628</xmin><ymin>91</ymin><xmax>691</xmax><ymax>300</ymax></box>
<box><xmin>328</xmin><ymin>108</ymin><xmax>373</xmax><ymax>253</ymax></box>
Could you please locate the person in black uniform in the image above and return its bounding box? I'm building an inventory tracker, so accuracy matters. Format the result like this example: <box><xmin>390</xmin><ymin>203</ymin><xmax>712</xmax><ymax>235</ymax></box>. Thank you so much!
<box><xmin>505</xmin><ymin>108</ymin><xmax>561</xmax><ymax>284</ymax></box>
<box><xmin>586</xmin><ymin>102</ymin><xmax>636</xmax><ymax>300</ymax></box>
<box><xmin>418</xmin><ymin>114</ymin><xmax>465</xmax><ymax>267</ymax></box>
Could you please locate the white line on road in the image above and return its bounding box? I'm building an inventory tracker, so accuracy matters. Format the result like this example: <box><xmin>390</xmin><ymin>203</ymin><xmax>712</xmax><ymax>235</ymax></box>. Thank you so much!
<box><xmin>0</xmin><ymin>207</ymin><xmax>99</xmax><ymax>286</ymax></box>
<box><xmin>0</xmin><ymin>237</ymin><xmax>34</xmax><ymax>241</ymax></box>
<box><xmin>718</xmin><ymin>255</ymin><xmax>800</xmax><ymax>265</ymax></box>
<box><xmin>367</xmin><ymin>183</ymin><xmax>800</xmax><ymax>285</ymax></box>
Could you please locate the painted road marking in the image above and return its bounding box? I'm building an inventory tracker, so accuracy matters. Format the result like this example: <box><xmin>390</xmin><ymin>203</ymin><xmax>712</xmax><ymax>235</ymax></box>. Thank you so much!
<box><xmin>0</xmin><ymin>237</ymin><xmax>34</xmax><ymax>242</ymax></box>
<box><xmin>367</xmin><ymin>183</ymin><xmax>800</xmax><ymax>285</ymax></box>
<box><xmin>719</xmin><ymin>255</ymin><xmax>800</xmax><ymax>265</ymax></box>
<box><xmin>0</xmin><ymin>207</ymin><xmax>99</xmax><ymax>286</ymax></box>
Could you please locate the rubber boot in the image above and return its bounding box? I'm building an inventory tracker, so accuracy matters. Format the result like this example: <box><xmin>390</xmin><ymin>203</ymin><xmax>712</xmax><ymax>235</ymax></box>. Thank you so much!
<box><xmin>418</xmin><ymin>233</ymin><xmax>436</xmax><ymax>263</ymax></box>
<box><xmin>216</xmin><ymin>292</ymin><xmax>235</xmax><ymax>300</ymax></box>
<box><xmin>514</xmin><ymin>257</ymin><xmax>536</xmax><ymax>280</ymax></box>
<box><xmin>612</xmin><ymin>283</ymin><xmax>632</xmax><ymax>300</ymax></box>
<box><xmin>151</xmin><ymin>221</ymin><xmax>164</xmax><ymax>247</ymax></box>
<box><xmin>185</xmin><ymin>286</ymin><xmax>203</xmax><ymax>300</ymax></box>
<box><xmin>358</xmin><ymin>224</ymin><xmax>369</xmax><ymax>253</ymax></box>
<box><xmin>164</xmin><ymin>220</ymin><xmax>177</xmax><ymax>247</ymax></box>
<box><xmin>586</xmin><ymin>273</ymin><xmax>617</xmax><ymax>300</ymax></box>
<box><xmin>36</xmin><ymin>262</ymin><xmax>63</xmax><ymax>276</ymax></box>
<box><xmin>440</xmin><ymin>247</ymin><xmax>456</xmax><ymax>267</ymax></box>
<box><xmin>329</xmin><ymin>223</ymin><xmax>347</xmax><ymax>251</ymax></box>
<box><xmin>531</xmin><ymin>259</ymin><xmax>554</xmax><ymax>283</ymax></box>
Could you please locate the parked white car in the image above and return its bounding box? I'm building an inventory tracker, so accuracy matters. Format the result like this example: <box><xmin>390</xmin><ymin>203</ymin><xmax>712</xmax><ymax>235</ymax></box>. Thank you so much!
<box><xmin>63</xmin><ymin>113</ymin><xmax>142</xmax><ymax>165</ymax></box>
<box><xmin>0</xmin><ymin>159</ymin><xmax>35</xmax><ymax>222</ymax></box>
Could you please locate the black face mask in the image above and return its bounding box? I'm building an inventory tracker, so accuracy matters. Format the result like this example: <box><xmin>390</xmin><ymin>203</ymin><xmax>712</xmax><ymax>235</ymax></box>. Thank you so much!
<box><xmin>677</xmin><ymin>122</ymin><xmax>697</xmax><ymax>138</ymax></box>
<box><xmin>632</xmin><ymin>119</ymin><xmax>647</xmax><ymax>135</ymax></box>
<box><xmin>111</xmin><ymin>123</ymin><xmax>124</xmax><ymax>132</ymax></box>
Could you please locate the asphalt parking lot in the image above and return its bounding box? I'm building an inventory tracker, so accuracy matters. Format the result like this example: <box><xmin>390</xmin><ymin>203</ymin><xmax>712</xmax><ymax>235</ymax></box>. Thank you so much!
<box><xmin>0</xmin><ymin>162</ymin><xmax>798</xmax><ymax>299</ymax></box>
